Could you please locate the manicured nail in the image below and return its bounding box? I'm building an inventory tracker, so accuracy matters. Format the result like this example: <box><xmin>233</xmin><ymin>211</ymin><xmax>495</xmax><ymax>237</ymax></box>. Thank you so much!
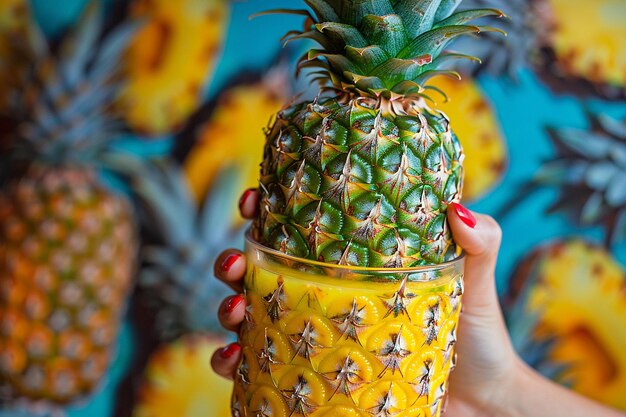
<box><xmin>221</xmin><ymin>254</ymin><xmax>240</xmax><ymax>273</ymax></box>
<box><xmin>239</xmin><ymin>188</ymin><xmax>255</xmax><ymax>212</ymax></box>
<box><xmin>451</xmin><ymin>202</ymin><xmax>477</xmax><ymax>228</ymax></box>
<box><xmin>225</xmin><ymin>294</ymin><xmax>245</xmax><ymax>314</ymax></box>
<box><xmin>219</xmin><ymin>342</ymin><xmax>241</xmax><ymax>359</ymax></box>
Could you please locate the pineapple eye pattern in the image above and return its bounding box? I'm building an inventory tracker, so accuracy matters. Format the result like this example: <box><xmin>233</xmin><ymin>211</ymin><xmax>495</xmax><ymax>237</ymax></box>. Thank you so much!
<box><xmin>239</xmin><ymin>270</ymin><xmax>462</xmax><ymax>415</ymax></box>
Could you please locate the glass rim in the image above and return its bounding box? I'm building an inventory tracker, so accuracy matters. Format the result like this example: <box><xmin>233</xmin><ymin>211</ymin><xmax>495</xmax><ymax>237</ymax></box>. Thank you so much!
<box><xmin>245</xmin><ymin>231</ymin><xmax>465</xmax><ymax>273</ymax></box>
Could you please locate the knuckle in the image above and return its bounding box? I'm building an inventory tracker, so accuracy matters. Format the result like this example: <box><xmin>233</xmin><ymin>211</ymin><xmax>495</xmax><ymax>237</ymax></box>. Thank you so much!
<box><xmin>479</xmin><ymin>215</ymin><xmax>502</xmax><ymax>256</ymax></box>
<box><xmin>482</xmin><ymin>215</ymin><xmax>502</xmax><ymax>242</ymax></box>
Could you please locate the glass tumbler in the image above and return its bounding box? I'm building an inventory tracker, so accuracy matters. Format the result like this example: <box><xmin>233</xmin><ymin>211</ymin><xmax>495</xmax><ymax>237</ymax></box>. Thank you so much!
<box><xmin>231</xmin><ymin>235</ymin><xmax>464</xmax><ymax>417</ymax></box>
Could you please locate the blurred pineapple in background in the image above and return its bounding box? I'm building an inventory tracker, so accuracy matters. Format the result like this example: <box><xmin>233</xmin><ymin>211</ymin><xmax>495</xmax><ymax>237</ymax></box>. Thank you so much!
<box><xmin>430</xmin><ymin>76</ymin><xmax>507</xmax><ymax>202</ymax></box>
<box><xmin>128</xmin><ymin>159</ymin><xmax>238</xmax><ymax>339</ymax></box>
<box><xmin>506</xmin><ymin>240</ymin><xmax>626</xmax><ymax>410</ymax></box>
<box><xmin>119</xmin><ymin>0</ymin><xmax>229</xmax><ymax>135</ymax></box>
<box><xmin>0</xmin><ymin>4</ymin><xmax>138</xmax><ymax>405</ymax></box>
<box><xmin>0</xmin><ymin>0</ymin><xmax>26</xmax><ymax>29</ymax></box>
<box><xmin>455</xmin><ymin>0</ymin><xmax>539</xmax><ymax>77</ymax></box>
<box><xmin>133</xmin><ymin>335</ymin><xmax>232</xmax><ymax>417</ymax></box>
<box><xmin>0</xmin><ymin>409</ymin><xmax>55</xmax><ymax>417</ymax></box>
<box><xmin>533</xmin><ymin>114</ymin><xmax>626</xmax><ymax>246</ymax></box>
<box><xmin>125</xmin><ymin>160</ymin><xmax>240</xmax><ymax>416</ymax></box>
<box><xmin>184</xmin><ymin>68</ymin><xmax>289</xmax><ymax>211</ymax></box>
<box><xmin>457</xmin><ymin>0</ymin><xmax>626</xmax><ymax>99</ymax></box>
<box><xmin>536</xmin><ymin>0</ymin><xmax>626</xmax><ymax>98</ymax></box>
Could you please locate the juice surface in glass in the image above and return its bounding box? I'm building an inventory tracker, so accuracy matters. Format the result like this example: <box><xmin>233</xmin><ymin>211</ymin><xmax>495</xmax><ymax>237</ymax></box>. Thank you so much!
<box><xmin>232</xmin><ymin>237</ymin><xmax>464</xmax><ymax>417</ymax></box>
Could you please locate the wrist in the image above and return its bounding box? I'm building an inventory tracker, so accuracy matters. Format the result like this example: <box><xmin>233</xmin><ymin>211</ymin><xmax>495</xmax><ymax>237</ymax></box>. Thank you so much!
<box><xmin>482</xmin><ymin>356</ymin><xmax>529</xmax><ymax>417</ymax></box>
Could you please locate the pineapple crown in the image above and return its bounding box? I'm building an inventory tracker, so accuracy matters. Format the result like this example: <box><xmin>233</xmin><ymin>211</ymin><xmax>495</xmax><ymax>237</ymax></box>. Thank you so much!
<box><xmin>0</xmin><ymin>3</ymin><xmax>138</xmax><ymax>168</ymax></box>
<box><xmin>267</xmin><ymin>0</ymin><xmax>505</xmax><ymax>97</ymax></box>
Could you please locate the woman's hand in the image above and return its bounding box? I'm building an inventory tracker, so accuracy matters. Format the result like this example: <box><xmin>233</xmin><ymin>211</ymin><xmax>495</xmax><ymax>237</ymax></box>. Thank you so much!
<box><xmin>210</xmin><ymin>188</ymin><xmax>516</xmax><ymax>413</ymax></box>
<box><xmin>211</xmin><ymin>190</ymin><xmax>626</xmax><ymax>417</ymax></box>
<box><xmin>209</xmin><ymin>189</ymin><xmax>256</xmax><ymax>378</ymax></box>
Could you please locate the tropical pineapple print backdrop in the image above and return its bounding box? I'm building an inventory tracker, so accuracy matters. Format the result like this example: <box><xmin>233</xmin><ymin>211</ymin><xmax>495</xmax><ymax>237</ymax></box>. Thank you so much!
<box><xmin>0</xmin><ymin>0</ymin><xmax>625</xmax><ymax>416</ymax></box>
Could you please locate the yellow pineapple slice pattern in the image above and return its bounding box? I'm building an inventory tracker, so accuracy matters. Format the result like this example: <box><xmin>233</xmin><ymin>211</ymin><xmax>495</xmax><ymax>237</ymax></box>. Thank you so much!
<box><xmin>542</xmin><ymin>0</ymin><xmax>626</xmax><ymax>90</ymax></box>
<box><xmin>133</xmin><ymin>334</ymin><xmax>233</xmax><ymax>417</ymax></box>
<box><xmin>119</xmin><ymin>0</ymin><xmax>229</xmax><ymax>135</ymax></box>
<box><xmin>524</xmin><ymin>240</ymin><xmax>626</xmax><ymax>410</ymax></box>
<box><xmin>235</xmin><ymin>264</ymin><xmax>463</xmax><ymax>417</ymax></box>
<box><xmin>429</xmin><ymin>76</ymin><xmax>507</xmax><ymax>202</ymax></box>
<box><xmin>184</xmin><ymin>76</ymin><xmax>287</xmax><ymax>216</ymax></box>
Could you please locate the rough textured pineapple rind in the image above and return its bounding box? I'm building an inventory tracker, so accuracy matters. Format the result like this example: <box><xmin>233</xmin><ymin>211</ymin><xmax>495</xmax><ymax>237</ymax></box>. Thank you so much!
<box><xmin>428</xmin><ymin>76</ymin><xmax>507</xmax><ymax>203</ymax></box>
<box><xmin>254</xmin><ymin>95</ymin><xmax>463</xmax><ymax>268</ymax></box>
<box><xmin>252</xmin><ymin>0</ymin><xmax>507</xmax><ymax>268</ymax></box>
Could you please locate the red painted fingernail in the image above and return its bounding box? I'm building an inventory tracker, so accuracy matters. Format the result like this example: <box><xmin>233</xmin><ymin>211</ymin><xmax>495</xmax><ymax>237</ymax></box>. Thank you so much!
<box><xmin>221</xmin><ymin>254</ymin><xmax>240</xmax><ymax>273</ymax></box>
<box><xmin>225</xmin><ymin>294</ymin><xmax>245</xmax><ymax>314</ymax></box>
<box><xmin>219</xmin><ymin>342</ymin><xmax>241</xmax><ymax>359</ymax></box>
<box><xmin>451</xmin><ymin>202</ymin><xmax>477</xmax><ymax>228</ymax></box>
<box><xmin>239</xmin><ymin>188</ymin><xmax>255</xmax><ymax>212</ymax></box>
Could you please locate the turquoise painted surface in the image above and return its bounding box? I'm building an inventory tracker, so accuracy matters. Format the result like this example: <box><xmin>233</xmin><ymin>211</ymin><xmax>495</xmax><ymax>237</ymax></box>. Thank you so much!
<box><xmin>474</xmin><ymin>71</ymin><xmax>626</xmax><ymax>292</ymax></box>
<box><xmin>208</xmin><ymin>0</ymin><xmax>302</xmax><ymax>97</ymax></box>
<box><xmin>4</xmin><ymin>1</ymin><xmax>625</xmax><ymax>416</ymax></box>
<box><xmin>31</xmin><ymin>0</ymin><xmax>116</xmax><ymax>38</ymax></box>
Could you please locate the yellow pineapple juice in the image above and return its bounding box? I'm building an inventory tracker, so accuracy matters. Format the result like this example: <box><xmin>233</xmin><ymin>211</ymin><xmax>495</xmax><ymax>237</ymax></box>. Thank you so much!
<box><xmin>232</xmin><ymin>236</ymin><xmax>464</xmax><ymax>417</ymax></box>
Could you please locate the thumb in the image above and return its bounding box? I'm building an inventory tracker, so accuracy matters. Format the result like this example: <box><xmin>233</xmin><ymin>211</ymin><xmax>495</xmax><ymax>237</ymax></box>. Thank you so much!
<box><xmin>448</xmin><ymin>203</ymin><xmax>502</xmax><ymax>312</ymax></box>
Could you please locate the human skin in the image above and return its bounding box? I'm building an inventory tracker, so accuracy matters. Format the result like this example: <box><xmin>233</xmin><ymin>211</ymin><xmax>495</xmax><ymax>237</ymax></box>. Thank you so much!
<box><xmin>211</xmin><ymin>190</ymin><xmax>626</xmax><ymax>417</ymax></box>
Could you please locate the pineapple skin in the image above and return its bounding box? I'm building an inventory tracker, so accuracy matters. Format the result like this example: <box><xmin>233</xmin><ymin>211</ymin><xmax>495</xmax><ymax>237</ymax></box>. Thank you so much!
<box><xmin>233</xmin><ymin>245</ymin><xmax>464</xmax><ymax>416</ymax></box>
<box><xmin>254</xmin><ymin>95</ymin><xmax>463</xmax><ymax>268</ymax></box>
<box><xmin>0</xmin><ymin>166</ymin><xmax>137</xmax><ymax>403</ymax></box>
<box><xmin>428</xmin><ymin>76</ymin><xmax>507</xmax><ymax>203</ymax></box>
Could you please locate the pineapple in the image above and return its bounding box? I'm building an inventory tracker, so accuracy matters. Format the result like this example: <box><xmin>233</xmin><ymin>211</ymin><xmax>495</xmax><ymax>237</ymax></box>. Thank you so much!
<box><xmin>506</xmin><ymin>239</ymin><xmax>626</xmax><ymax>410</ymax></box>
<box><xmin>253</xmin><ymin>1</ymin><xmax>504</xmax><ymax>266</ymax></box>
<box><xmin>184</xmin><ymin>69</ymin><xmax>289</xmax><ymax>207</ymax></box>
<box><xmin>0</xmin><ymin>5</ymin><xmax>138</xmax><ymax>404</ymax></box>
<box><xmin>532</xmin><ymin>114</ymin><xmax>626</xmax><ymax>246</ymax></box>
<box><xmin>119</xmin><ymin>0</ymin><xmax>229</xmax><ymax>135</ymax></box>
<box><xmin>130</xmin><ymin>159</ymin><xmax>240</xmax><ymax>340</ymax></box>
<box><xmin>233</xmin><ymin>1</ymin><xmax>503</xmax><ymax>415</ymax></box>
<box><xmin>428</xmin><ymin>75</ymin><xmax>507</xmax><ymax>202</ymax></box>
<box><xmin>133</xmin><ymin>334</ymin><xmax>233</xmax><ymax>417</ymax></box>
<box><xmin>535</xmin><ymin>0</ymin><xmax>626</xmax><ymax>99</ymax></box>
